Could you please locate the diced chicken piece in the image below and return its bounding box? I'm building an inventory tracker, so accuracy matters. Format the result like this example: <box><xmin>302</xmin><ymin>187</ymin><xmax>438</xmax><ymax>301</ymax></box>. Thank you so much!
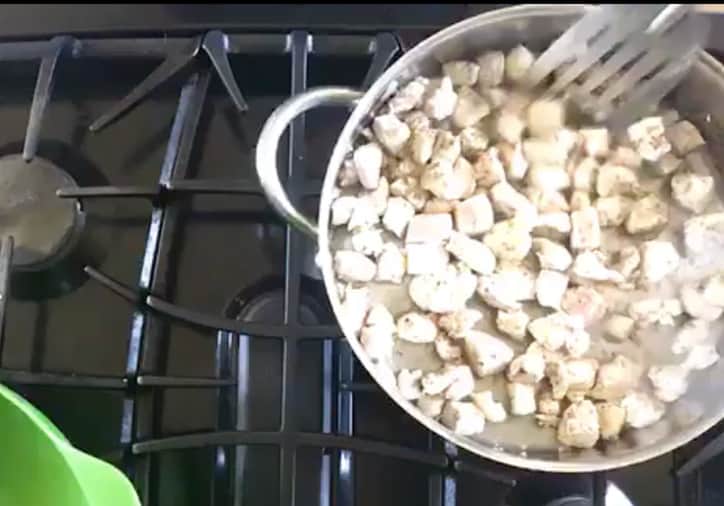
<box><xmin>434</xmin><ymin>335</ymin><xmax>463</xmax><ymax>361</ymax></box>
<box><xmin>610</xmin><ymin>146</ymin><xmax>642</xmax><ymax>169</ymax></box>
<box><xmin>627</xmin><ymin>116</ymin><xmax>671</xmax><ymax>162</ymax></box>
<box><xmin>628</xmin><ymin>298</ymin><xmax>682</xmax><ymax>327</ymax></box>
<box><xmin>417</xmin><ymin>394</ymin><xmax>445</xmax><ymax>418</ymax></box>
<box><xmin>653</xmin><ymin>152</ymin><xmax>683</xmax><ymax>176</ymax></box>
<box><xmin>545</xmin><ymin>360</ymin><xmax>570</xmax><ymax>400</ymax></box>
<box><xmin>347</xmin><ymin>195</ymin><xmax>380</xmax><ymax>231</ymax></box>
<box><xmin>445</xmin><ymin>231</ymin><xmax>497</xmax><ymax>275</ymax></box>
<box><xmin>472</xmin><ymin>390</ymin><xmax>507</xmax><ymax>422</ymax></box>
<box><xmin>477</xmin><ymin>51</ymin><xmax>505</xmax><ymax>87</ymax></box>
<box><xmin>595</xmin><ymin>195</ymin><xmax>632</xmax><ymax>228</ymax></box>
<box><xmin>421</xmin><ymin>364</ymin><xmax>469</xmax><ymax>396</ymax></box>
<box><xmin>452</xmin><ymin>86</ymin><xmax>491</xmax><ymax>129</ymax></box>
<box><xmin>403</xmin><ymin>110</ymin><xmax>431</xmax><ymax>132</ymax></box>
<box><xmin>381</xmin><ymin>197</ymin><xmax>415</xmax><ymax>238</ymax></box>
<box><xmin>477</xmin><ymin>266</ymin><xmax>536</xmax><ymax>311</ymax></box>
<box><xmin>480</xmin><ymin>87</ymin><xmax>508</xmax><ymax>109</ymax></box>
<box><xmin>672</xmin><ymin>318</ymin><xmax>710</xmax><ymax>354</ymax></box>
<box><xmin>527</xmin><ymin>165</ymin><xmax>571</xmax><ymax>192</ymax></box>
<box><xmin>331</xmin><ymin>195</ymin><xmax>358</xmax><ymax>227</ymax></box>
<box><xmin>443</xmin><ymin>365</ymin><xmax>475</xmax><ymax>401</ymax></box>
<box><xmin>388</xmin><ymin>77</ymin><xmax>429</xmax><ymax>113</ymax></box>
<box><xmin>666</xmin><ymin>120</ymin><xmax>705</xmax><ymax>156</ymax></box>
<box><xmin>596</xmin><ymin>402</ymin><xmax>626</xmax><ymax>440</ymax></box>
<box><xmin>614</xmin><ymin>246</ymin><xmax>641</xmax><ymax>279</ymax></box>
<box><xmin>366</xmin><ymin>176</ymin><xmax>389</xmax><ymax>216</ymax></box>
<box><xmin>389</xmin><ymin>176</ymin><xmax>428</xmax><ymax>211</ymax></box>
<box><xmin>490</xmin><ymin>181</ymin><xmax>538</xmax><ymax>221</ymax></box>
<box><xmin>497</xmin><ymin>141</ymin><xmax>529</xmax><ymax>181</ymax></box>
<box><xmin>595</xmin><ymin>164</ymin><xmax>638</xmax><ymax>198</ymax></box>
<box><xmin>424</xmin><ymin>198</ymin><xmax>457</xmax><ymax>214</ymax></box>
<box><xmin>703</xmin><ymin>274</ymin><xmax>724</xmax><ymax>307</ymax></box>
<box><xmin>430</xmin><ymin>130</ymin><xmax>462</xmax><ymax>165</ymax></box>
<box><xmin>671</xmin><ymin>172</ymin><xmax>714</xmax><ymax>213</ymax></box>
<box><xmin>625</xmin><ymin>195</ymin><xmax>668</xmax><ymax>235</ymax></box>
<box><xmin>621</xmin><ymin>391</ymin><xmax>665</xmax><ymax>429</ymax></box>
<box><xmin>558</xmin><ymin>400</ymin><xmax>600</xmax><ymax>448</ymax></box>
<box><xmin>409</xmin><ymin>127</ymin><xmax>437</xmax><ymax>165</ymax></box>
<box><xmin>683</xmin><ymin>213</ymin><xmax>724</xmax><ymax>255</ymax></box>
<box><xmin>591</xmin><ymin>354</ymin><xmax>643</xmax><ymax>401</ymax></box>
<box><xmin>507</xmin><ymin>382</ymin><xmax>537</xmax><ymax>416</ymax></box>
<box><xmin>460</xmin><ymin>126</ymin><xmax>489</xmax><ymax>158</ymax></box>
<box><xmin>349</xmin><ymin>228</ymin><xmax>385</xmax><ymax>262</ymax></box>
<box><xmin>566</xmin><ymin>358</ymin><xmax>599</xmax><ymax>393</ymax></box>
<box><xmin>579</xmin><ymin>128</ymin><xmax>610</xmax><ymax>158</ymax></box>
<box><xmin>406</xmin><ymin>243</ymin><xmax>449</xmax><ymax>275</ymax></box>
<box><xmin>682</xmin><ymin>344</ymin><xmax>720</xmax><ymax>371</ymax></box>
<box><xmin>538</xmin><ymin>389</ymin><xmax>562</xmax><ymax>416</ymax></box>
<box><xmin>463</xmin><ymin>330</ymin><xmax>515</xmax><ymax>377</ymax></box>
<box><xmin>605</xmin><ymin>314</ymin><xmax>635</xmax><ymax>341</ymax></box>
<box><xmin>527</xmin><ymin>98</ymin><xmax>565</xmax><ymax>138</ymax></box>
<box><xmin>532</xmin><ymin>238</ymin><xmax>572</xmax><ymax>271</ymax></box>
<box><xmin>496</xmin><ymin>309</ymin><xmax>530</xmax><ymax>341</ymax></box>
<box><xmin>454</xmin><ymin>193</ymin><xmax>494</xmax><ymax>235</ymax></box>
<box><xmin>639</xmin><ymin>240</ymin><xmax>680</xmax><ymax>284</ymax></box>
<box><xmin>359</xmin><ymin>304</ymin><xmax>396</xmax><ymax>363</ymax></box>
<box><xmin>421</xmin><ymin>158</ymin><xmax>475</xmax><ymax>200</ymax></box>
<box><xmin>472</xmin><ymin>148</ymin><xmax>506</xmax><ymax>188</ymax></box>
<box><xmin>340</xmin><ymin>285</ymin><xmax>371</xmax><ymax>335</ymax></box>
<box><xmin>441</xmin><ymin>401</ymin><xmax>486</xmax><ymax>435</ymax></box>
<box><xmin>525</xmin><ymin>187</ymin><xmax>570</xmax><ymax>213</ymax></box>
<box><xmin>507</xmin><ymin>352</ymin><xmax>546</xmax><ymax>384</ymax></box>
<box><xmin>438</xmin><ymin>309</ymin><xmax>483</xmax><ymax>338</ymax></box>
<box><xmin>535</xmin><ymin>212</ymin><xmax>572</xmax><ymax>236</ymax></box>
<box><xmin>424</xmin><ymin>77</ymin><xmax>458</xmax><ymax>120</ymax></box>
<box><xmin>648</xmin><ymin>364</ymin><xmax>689</xmax><ymax>403</ymax></box>
<box><xmin>573</xmin><ymin>157</ymin><xmax>599</xmax><ymax>192</ymax></box>
<box><xmin>397</xmin><ymin>312</ymin><xmax>438</xmax><ymax>343</ymax></box>
<box><xmin>397</xmin><ymin>369</ymin><xmax>423</xmax><ymax>400</ymax></box>
<box><xmin>570</xmin><ymin>251</ymin><xmax>615</xmax><ymax>285</ymax></box>
<box><xmin>505</xmin><ymin>45</ymin><xmax>535</xmax><ymax>83</ymax></box>
<box><xmin>338</xmin><ymin>159</ymin><xmax>359</xmax><ymax>187</ymax></box>
<box><xmin>536</xmin><ymin>270</ymin><xmax>569</xmax><ymax>309</ymax></box>
<box><xmin>406</xmin><ymin>213</ymin><xmax>453</xmax><ymax>244</ymax></box>
<box><xmin>495</xmin><ymin>112</ymin><xmax>526</xmax><ymax>144</ymax></box>
<box><xmin>372</xmin><ymin>114</ymin><xmax>411</xmax><ymax>156</ymax></box>
<box><xmin>570</xmin><ymin>191</ymin><xmax>592</xmax><ymax>212</ymax></box>
<box><xmin>570</xmin><ymin>207</ymin><xmax>601</xmax><ymax>250</ymax></box>
<box><xmin>376</xmin><ymin>243</ymin><xmax>406</xmax><ymax>284</ymax></box>
<box><xmin>483</xmin><ymin>217</ymin><xmax>533</xmax><ymax>261</ymax></box>
<box><xmin>561</xmin><ymin>286</ymin><xmax>607</xmax><ymax>326</ymax></box>
<box><xmin>334</xmin><ymin>250</ymin><xmax>376</xmax><ymax>282</ymax></box>
<box><xmin>522</xmin><ymin>138</ymin><xmax>568</xmax><ymax>166</ymax></box>
<box><xmin>565</xmin><ymin>327</ymin><xmax>591</xmax><ymax>358</ymax></box>
<box><xmin>443</xmin><ymin>60</ymin><xmax>480</xmax><ymax>86</ymax></box>
<box><xmin>352</xmin><ymin>142</ymin><xmax>384</xmax><ymax>190</ymax></box>
<box><xmin>528</xmin><ymin>311</ymin><xmax>585</xmax><ymax>353</ymax></box>
<box><xmin>409</xmin><ymin>265</ymin><xmax>477</xmax><ymax>313</ymax></box>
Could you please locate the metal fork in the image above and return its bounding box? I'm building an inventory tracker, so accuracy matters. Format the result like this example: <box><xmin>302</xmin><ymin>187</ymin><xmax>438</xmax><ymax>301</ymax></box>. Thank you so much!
<box><xmin>525</xmin><ymin>4</ymin><xmax>711</xmax><ymax>128</ymax></box>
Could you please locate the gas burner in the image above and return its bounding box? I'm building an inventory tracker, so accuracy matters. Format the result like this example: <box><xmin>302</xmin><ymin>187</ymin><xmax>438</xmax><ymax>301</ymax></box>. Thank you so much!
<box><xmin>0</xmin><ymin>154</ymin><xmax>81</xmax><ymax>269</ymax></box>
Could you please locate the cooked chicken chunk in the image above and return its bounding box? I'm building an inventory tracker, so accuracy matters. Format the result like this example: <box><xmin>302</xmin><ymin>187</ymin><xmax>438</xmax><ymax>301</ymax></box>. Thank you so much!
<box><xmin>580</xmin><ymin>128</ymin><xmax>610</xmax><ymax>158</ymax></box>
<box><xmin>397</xmin><ymin>369</ymin><xmax>423</xmax><ymax>400</ymax></box>
<box><xmin>424</xmin><ymin>76</ymin><xmax>458</xmax><ymax>120</ymax></box>
<box><xmin>409</xmin><ymin>265</ymin><xmax>477</xmax><ymax>313</ymax></box>
<box><xmin>507</xmin><ymin>382</ymin><xmax>537</xmax><ymax>416</ymax></box>
<box><xmin>441</xmin><ymin>401</ymin><xmax>486</xmax><ymax>435</ymax></box>
<box><xmin>535</xmin><ymin>211</ymin><xmax>572</xmax><ymax>237</ymax></box>
<box><xmin>507</xmin><ymin>352</ymin><xmax>546</xmax><ymax>384</ymax></box>
<box><xmin>672</xmin><ymin>318</ymin><xmax>710</xmax><ymax>355</ymax></box>
<box><xmin>703</xmin><ymin>274</ymin><xmax>724</xmax><ymax>307</ymax></box>
<box><xmin>477</xmin><ymin>51</ymin><xmax>505</xmax><ymax>87</ymax></box>
<box><xmin>680</xmin><ymin>283</ymin><xmax>722</xmax><ymax>321</ymax></box>
<box><xmin>351</xmin><ymin>228</ymin><xmax>384</xmax><ymax>258</ymax></box>
<box><xmin>472</xmin><ymin>390</ymin><xmax>507</xmax><ymax>422</ymax></box>
<box><xmin>557</xmin><ymin>400</ymin><xmax>600</xmax><ymax>449</ymax></box>
<box><xmin>406</xmin><ymin>213</ymin><xmax>453</xmax><ymax>244</ymax></box>
<box><xmin>409</xmin><ymin>127</ymin><xmax>437</xmax><ymax>165</ymax></box>
<box><xmin>595</xmin><ymin>164</ymin><xmax>639</xmax><ymax>198</ymax></box>
<box><xmin>610</xmin><ymin>146</ymin><xmax>642</xmax><ymax>169</ymax></box>
<box><xmin>527</xmin><ymin>98</ymin><xmax>565</xmax><ymax>138</ymax></box>
<box><xmin>596</xmin><ymin>402</ymin><xmax>626</xmax><ymax>440</ymax></box>
<box><xmin>359</xmin><ymin>304</ymin><xmax>396</xmax><ymax>363</ymax></box>
<box><xmin>334</xmin><ymin>251</ymin><xmax>377</xmax><ymax>282</ymax></box>
<box><xmin>604</xmin><ymin>314</ymin><xmax>635</xmax><ymax>341</ymax></box>
<box><xmin>566</xmin><ymin>358</ymin><xmax>599</xmax><ymax>394</ymax></box>
<box><xmin>536</xmin><ymin>270</ymin><xmax>569</xmax><ymax>309</ymax></box>
<box><xmin>538</xmin><ymin>389</ymin><xmax>562</xmax><ymax>416</ymax></box>
<box><xmin>528</xmin><ymin>312</ymin><xmax>586</xmax><ymax>353</ymax></box>
<box><xmin>331</xmin><ymin>195</ymin><xmax>359</xmax><ymax>227</ymax></box>
<box><xmin>424</xmin><ymin>199</ymin><xmax>457</xmax><ymax>215</ymax></box>
<box><xmin>352</xmin><ymin>142</ymin><xmax>384</xmax><ymax>190</ymax></box>
<box><xmin>627</xmin><ymin>116</ymin><xmax>671</xmax><ymax>162</ymax></box>
<box><xmin>382</xmin><ymin>196</ymin><xmax>416</xmax><ymax>238</ymax></box>
<box><xmin>460</xmin><ymin>126</ymin><xmax>489</xmax><ymax>158</ymax></box>
<box><xmin>388</xmin><ymin>77</ymin><xmax>428</xmax><ymax>114</ymax></box>
<box><xmin>522</xmin><ymin>138</ymin><xmax>568</xmax><ymax>167</ymax></box>
<box><xmin>477</xmin><ymin>266</ymin><xmax>536</xmax><ymax>311</ymax></box>
<box><xmin>621</xmin><ymin>391</ymin><xmax>665</xmax><ymax>429</ymax></box>
<box><xmin>573</xmin><ymin>157</ymin><xmax>598</xmax><ymax>192</ymax></box>
<box><xmin>417</xmin><ymin>394</ymin><xmax>445</xmax><ymax>418</ymax></box>
<box><xmin>505</xmin><ymin>45</ymin><xmax>535</xmax><ymax>83</ymax></box>
<box><xmin>682</xmin><ymin>344</ymin><xmax>720</xmax><ymax>371</ymax></box>
<box><xmin>683</xmin><ymin>213</ymin><xmax>724</xmax><ymax>255</ymax></box>
<box><xmin>625</xmin><ymin>195</ymin><xmax>669</xmax><ymax>235</ymax></box>
<box><xmin>376</xmin><ymin>243</ymin><xmax>406</xmax><ymax>284</ymax></box>
<box><xmin>434</xmin><ymin>335</ymin><xmax>463</xmax><ymax>361</ymax></box>
<box><xmin>397</xmin><ymin>312</ymin><xmax>438</xmax><ymax>343</ymax></box>
<box><xmin>389</xmin><ymin>176</ymin><xmax>428</xmax><ymax>211</ymax></box>
<box><xmin>446</xmin><ymin>231</ymin><xmax>497</xmax><ymax>275</ymax></box>
<box><xmin>532</xmin><ymin>238</ymin><xmax>573</xmax><ymax>271</ymax></box>
<box><xmin>591</xmin><ymin>354</ymin><xmax>643</xmax><ymax>401</ymax></box>
<box><xmin>497</xmin><ymin>141</ymin><xmax>529</xmax><ymax>181</ymax></box>
<box><xmin>340</xmin><ymin>285</ymin><xmax>371</xmax><ymax>335</ymax></box>
<box><xmin>406</xmin><ymin>243</ymin><xmax>449</xmax><ymax>276</ymax></box>
<box><xmin>570</xmin><ymin>207</ymin><xmax>601</xmax><ymax>250</ymax></box>
<box><xmin>495</xmin><ymin>112</ymin><xmax>526</xmax><ymax>144</ymax></box>
<box><xmin>454</xmin><ymin>193</ymin><xmax>494</xmax><ymax>235</ymax></box>
<box><xmin>526</xmin><ymin>187</ymin><xmax>570</xmax><ymax>213</ymax></box>
<box><xmin>472</xmin><ymin>147</ymin><xmax>507</xmax><ymax>188</ymax></box>
<box><xmin>628</xmin><ymin>298</ymin><xmax>683</xmax><ymax>327</ymax></box>
<box><xmin>639</xmin><ymin>240</ymin><xmax>680</xmax><ymax>284</ymax></box>
<box><xmin>372</xmin><ymin>114</ymin><xmax>411</xmax><ymax>156</ymax></box>
<box><xmin>496</xmin><ymin>309</ymin><xmax>530</xmax><ymax>341</ymax></box>
<box><xmin>490</xmin><ymin>181</ymin><xmax>538</xmax><ymax>221</ymax></box>
<box><xmin>403</xmin><ymin>110</ymin><xmax>431</xmax><ymax>132</ymax></box>
<box><xmin>527</xmin><ymin>165</ymin><xmax>571</xmax><ymax>193</ymax></box>
<box><xmin>484</xmin><ymin>217</ymin><xmax>533</xmax><ymax>261</ymax></box>
<box><xmin>666</xmin><ymin>120</ymin><xmax>705</xmax><ymax>156</ymax></box>
<box><xmin>671</xmin><ymin>172</ymin><xmax>714</xmax><ymax>213</ymax></box>
<box><xmin>463</xmin><ymin>330</ymin><xmax>515</xmax><ymax>377</ymax></box>
<box><xmin>421</xmin><ymin>364</ymin><xmax>471</xmax><ymax>396</ymax></box>
<box><xmin>572</xmin><ymin>250</ymin><xmax>625</xmax><ymax>284</ymax></box>
<box><xmin>561</xmin><ymin>286</ymin><xmax>607</xmax><ymax>326</ymax></box>
<box><xmin>347</xmin><ymin>194</ymin><xmax>380</xmax><ymax>231</ymax></box>
<box><xmin>595</xmin><ymin>195</ymin><xmax>633</xmax><ymax>227</ymax></box>
<box><xmin>613</xmin><ymin>246</ymin><xmax>641</xmax><ymax>280</ymax></box>
<box><xmin>438</xmin><ymin>309</ymin><xmax>483</xmax><ymax>338</ymax></box>
<box><xmin>453</xmin><ymin>86</ymin><xmax>491</xmax><ymax>128</ymax></box>
<box><xmin>443</xmin><ymin>60</ymin><xmax>480</xmax><ymax>86</ymax></box>
<box><xmin>648</xmin><ymin>364</ymin><xmax>689</xmax><ymax>403</ymax></box>
<box><xmin>338</xmin><ymin>159</ymin><xmax>359</xmax><ymax>187</ymax></box>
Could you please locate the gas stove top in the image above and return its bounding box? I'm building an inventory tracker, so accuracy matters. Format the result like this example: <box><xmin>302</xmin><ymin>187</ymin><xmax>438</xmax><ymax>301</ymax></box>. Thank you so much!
<box><xmin>2</xmin><ymin>5</ymin><xmax>724</xmax><ymax>506</ymax></box>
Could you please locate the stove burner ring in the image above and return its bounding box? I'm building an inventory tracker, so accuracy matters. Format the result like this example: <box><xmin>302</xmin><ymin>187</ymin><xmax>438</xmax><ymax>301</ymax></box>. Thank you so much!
<box><xmin>0</xmin><ymin>154</ymin><xmax>82</xmax><ymax>270</ymax></box>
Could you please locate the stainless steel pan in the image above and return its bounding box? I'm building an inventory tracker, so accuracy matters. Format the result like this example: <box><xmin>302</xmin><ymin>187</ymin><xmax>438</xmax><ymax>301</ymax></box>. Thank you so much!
<box><xmin>255</xmin><ymin>4</ymin><xmax>724</xmax><ymax>472</ymax></box>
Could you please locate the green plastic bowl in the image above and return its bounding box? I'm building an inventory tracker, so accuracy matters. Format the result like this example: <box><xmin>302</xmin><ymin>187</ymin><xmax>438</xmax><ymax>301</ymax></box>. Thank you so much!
<box><xmin>0</xmin><ymin>383</ymin><xmax>141</xmax><ymax>506</ymax></box>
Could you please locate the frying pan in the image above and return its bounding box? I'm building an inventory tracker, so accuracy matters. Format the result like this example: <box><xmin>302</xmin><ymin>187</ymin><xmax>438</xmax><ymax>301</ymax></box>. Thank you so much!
<box><xmin>255</xmin><ymin>4</ymin><xmax>724</xmax><ymax>471</ymax></box>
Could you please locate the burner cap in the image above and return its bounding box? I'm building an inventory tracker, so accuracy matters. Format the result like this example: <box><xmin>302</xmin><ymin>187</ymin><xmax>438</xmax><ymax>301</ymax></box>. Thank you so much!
<box><xmin>0</xmin><ymin>154</ymin><xmax>80</xmax><ymax>268</ymax></box>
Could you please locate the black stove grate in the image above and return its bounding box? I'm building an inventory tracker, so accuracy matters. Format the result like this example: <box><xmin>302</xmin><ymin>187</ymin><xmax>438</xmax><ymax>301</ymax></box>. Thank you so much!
<box><xmin>0</xmin><ymin>24</ymin><xmax>721</xmax><ymax>506</ymax></box>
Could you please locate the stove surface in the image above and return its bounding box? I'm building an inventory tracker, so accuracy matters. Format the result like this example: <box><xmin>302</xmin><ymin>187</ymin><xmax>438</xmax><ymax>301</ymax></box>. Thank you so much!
<box><xmin>0</xmin><ymin>5</ymin><xmax>723</xmax><ymax>506</ymax></box>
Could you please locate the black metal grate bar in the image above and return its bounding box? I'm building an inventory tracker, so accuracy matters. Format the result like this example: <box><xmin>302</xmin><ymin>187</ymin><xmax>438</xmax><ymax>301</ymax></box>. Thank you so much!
<box><xmin>58</xmin><ymin>186</ymin><xmax>160</xmax><ymax>199</ymax></box>
<box><xmin>676</xmin><ymin>431</ymin><xmax>724</xmax><ymax>477</ymax></box>
<box><xmin>361</xmin><ymin>33</ymin><xmax>401</xmax><ymax>90</ymax></box>
<box><xmin>201</xmin><ymin>30</ymin><xmax>248</xmax><ymax>112</ymax></box>
<box><xmin>0</xmin><ymin>236</ymin><xmax>13</xmax><ymax>361</ymax></box>
<box><xmin>136</xmin><ymin>375</ymin><xmax>235</xmax><ymax>387</ymax></box>
<box><xmin>0</xmin><ymin>369</ymin><xmax>126</xmax><ymax>388</ymax></box>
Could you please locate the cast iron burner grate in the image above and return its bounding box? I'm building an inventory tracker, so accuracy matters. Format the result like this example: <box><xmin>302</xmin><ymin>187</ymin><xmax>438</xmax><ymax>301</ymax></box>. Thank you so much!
<box><xmin>0</xmin><ymin>22</ymin><xmax>720</xmax><ymax>506</ymax></box>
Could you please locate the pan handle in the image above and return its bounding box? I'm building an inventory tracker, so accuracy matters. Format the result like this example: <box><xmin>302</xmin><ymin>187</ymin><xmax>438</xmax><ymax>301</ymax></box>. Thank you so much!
<box><xmin>255</xmin><ymin>87</ymin><xmax>363</xmax><ymax>238</ymax></box>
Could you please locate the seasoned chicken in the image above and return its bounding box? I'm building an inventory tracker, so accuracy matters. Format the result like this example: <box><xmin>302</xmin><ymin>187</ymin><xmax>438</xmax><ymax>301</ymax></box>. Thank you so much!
<box><xmin>610</xmin><ymin>146</ymin><xmax>642</xmax><ymax>169</ymax></box>
<box><xmin>580</xmin><ymin>128</ymin><xmax>610</xmax><ymax>158</ymax></box>
<box><xmin>430</xmin><ymin>130</ymin><xmax>461</xmax><ymax>166</ymax></box>
<box><xmin>505</xmin><ymin>44</ymin><xmax>535</xmax><ymax>83</ymax></box>
<box><xmin>648</xmin><ymin>364</ymin><xmax>689</xmax><ymax>403</ymax></box>
<box><xmin>421</xmin><ymin>364</ymin><xmax>470</xmax><ymax>396</ymax></box>
<box><xmin>682</xmin><ymin>344</ymin><xmax>720</xmax><ymax>371</ymax></box>
<box><xmin>639</xmin><ymin>240</ymin><xmax>680</xmax><ymax>284</ymax></box>
<box><xmin>522</xmin><ymin>138</ymin><xmax>568</xmax><ymax>167</ymax></box>
<box><xmin>621</xmin><ymin>391</ymin><xmax>665</xmax><ymax>429</ymax></box>
<box><xmin>625</xmin><ymin>194</ymin><xmax>669</xmax><ymax>235</ymax></box>
<box><xmin>438</xmin><ymin>309</ymin><xmax>483</xmax><ymax>338</ymax></box>
<box><xmin>352</xmin><ymin>142</ymin><xmax>384</xmax><ymax>190</ymax></box>
<box><xmin>532</xmin><ymin>238</ymin><xmax>573</xmax><ymax>271</ymax></box>
<box><xmin>477</xmin><ymin>266</ymin><xmax>536</xmax><ymax>311</ymax></box>
<box><xmin>671</xmin><ymin>172</ymin><xmax>714</xmax><ymax>213</ymax></box>
<box><xmin>421</xmin><ymin>158</ymin><xmax>475</xmax><ymax>200</ymax></box>
<box><xmin>406</xmin><ymin>213</ymin><xmax>453</xmax><ymax>244</ymax></box>
<box><xmin>351</xmin><ymin>228</ymin><xmax>384</xmax><ymax>258</ymax></box>
<box><xmin>672</xmin><ymin>318</ymin><xmax>710</xmax><ymax>355</ymax></box>
<box><xmin>557</xmin><ymin>400</ymin><xmax>600</xmax><ymax>449</ymax></box>
<box><xmin>444</xmin><ymin>365</ymin><xmax>476</xmax><ymax>401</ymax></box>
<box><xmin>397</xmin><ymin>369</ymin><xmax>423</xmax><ymax>400</ymax></box>
<box><xmin>331</xmin><ymin>195</ymin><xmax>359</xmax><ymax>227</ymax></box>
<box><xmin>446</xmin><ymin>231</ymin><xmax>497</xmax><ymax>275</ymax></box>
<box><xmin>527</xmin><ymin>165</ymin><xmax>572</xmax><ymax>193</ymax></box>
<box><xmin>627</xmin><ymin>116</ymin><xmax>671</xmax><ymax>162</ymax></box>
<box><xmin>339</xmin><ymin>285</ymin><xmax>371</xmax><ymax>336</ymax></box>
<box><xmin>441</xmin><ymin>401</ymin><xmax>486</xmax><ymax>435</ymax></box>
<box><xmin>604</xmin><ymin>314</ymin><xmax>635</xmax><ymax>341</ymax></box>
<box><xmin>507</xmin><ymin>382</ymin><xmax>537</xmax><ymax>416</ymax></box>
<box><xmin>454</xmin><ymin>193</ymin><xmax>494</xmax><ymax>235</ymax></box>
<box><xmin>434</xmin><ymin>335</ymin><xmax>463</xmax><ymax>361</ymax></box>
<box><xmin>397</xmin><ymin>312</ymin><xmax>438</xmax><ymax>343</ymax></box>
<box><xmin>496</xmin><ymin>112</ymin><xmax>527</xmax><ymax>144</ymax></box>
<box><xmin>460</xmin><ymin>126</ymin><xmax>489</xmax><ymax>158</ymax></box>
<box><xmin>359</xmin><ymin>304</ymin><xmax>396</xmax><ymax>364</ymax></box>
<box><xmin>653</xmin><ymin>152</ymin><xmax>683</xmax><ymax>176</ymax></box>
<box><xmin>628</xmin><ymin>298</ymin><xmax>683</xmax><ymax>327</ymax></box>
<box><xmin>561</xmin><ymin>286</ymin><xmax>607</xmax><ymax>326</ymax></box>
<box><xmin>572</xmin><ymin>250</ymin><xmax>625</xmax><ymax>284</ymax></box>
<box><xmin>526</xmin><ymin>187</ymin><xmax>570</xmax><ymax>213</ymax></box>
<box><xmin>443</xmin><ymin>60</ymin><xmax>480</xmax><ymax>86</ymax></box>
<box><xmin>596</xmin><ymin>402</ymin><xmax>626</xmax><ymax>440</ymax></box>
<box><xmin>535</xmin><ymin>211</ymin><xmax>572</xmax><ymax>237</ymax></box>
<box><xmin>590</xmin><ymin>354</ymin><xmax>643</xmax><ymax>401</ymax></box>
<box><xmin>613</xmin><ymin>246</ymin><xmax>641</xmax><ymax>280</ymax></box>
<box><xmin>424</xmin><ymin>76</ymin><xmax>458</xmax><ymax>120</ymax></box>
<box><xmin>536</xmin><ymin>269</ymin><xmax>569</xmax><ymax>309</ymax></box>
<box><xmin>403</xmin><ymin>110</ymin><xmax>431</xmax><ymax>132</ymax></box>
<box><xmin>406</xmin><ymin>243</ymin><xmax>449</xmax><ymax>276</ymax></box>
<box><xmin>388</xmin><ymin>77</ymin><xmax>429</xmax><ymax>114</ymax></box>
<box><xmin>409</xmin><ymin>265</ymin><xmax>477</xmax><ymax>313</ymax></box>
<box><xmin>703</xmin><ymin>274</ymin><xmax>724</xmax><ymax>307</ymax></box>
<box><xmin>666</xmin><ymin>120</ymin><xmax>705</xmax><ymax>156</ymax></box>
<box><xmin>528</xmin><ymin>312</ymin><xmax>587</xmax><ymax>353</ymax></box>
<box><xmin>570</xmin><ymin>191</ymin><xmax>592</xmax><ymax>212</ymax></box>
<box><xmin>490</xmin><ymin>181</ymin><xmax>538</xmax><ymax>221</ymax></box>
<box><xmin>347</xmin><ymin>195</ymin><xmax>380</xmax><ymax>231</ymax></box>
<box><xmin>595</xmin><ymin>195</ymin><xmax>633</xmax><ymax>227</ymax></box>
<box><xmin>472</xmin><ymin>390</ymin><xmax>508</xmax><ymax>422</ymax></box>
<box><xmin>680</xmin><ymin>285</ymin><xmax>723</xmax><ymax>322</ymax></box>
<box><xmin>472</xmin><ymin>148</ymin><xmax>507</xmax><ymax>188</ymax></box>
<box><xmin>463</xmin><ymin>330</ymin><xmax>515</xmax><ymax>377</ymax></box>
<box><xmin>376</xmin><ymin>243</ymin><xmax>406</xmax><ymax>284</ymax></box>
<box><xmin>683</xmin><ymin>212</ymin><xmax>724</xmax><ymax>255</ymax></box>
<box><xmin>389</xmin><ymin>176</ymin><xmax>428</xmax><ymax>211</ymax></box>
<box><xmin>496</xmin><ymin>309</ymin><xmax>530</xmax><ymax>341</ymax></box>
<box><xmin>334</xmin><ymin>251</ymin><xmax>377</xmax><ymax>282</ymax></box>
<box><xmin>382</xmin><ymin>196</ymin><xmax>416</xmax><ymax>238</ymax></box>
<box><xmin>372</xmin><ymin>114</ymin><xmax>411</xmax><ymax>156</ymax></box>
<box><xmin>477</xmin><ymin>50</ymin><xmax>505</xmax><ymax>87</ymax></box>
<box><xmin>573</xmin><ymin>157</ymin><xmax>598</xmax><ymax>192</ymax></box>
<box><xmin>507</xmin><ymin>352</ymin><xmax>546</xmax><ymax>384</ymax></box>
<box><xmin>570</xmin><ymin>207</ymin><xmax>602</xmax><ymax>250</ymax></box>
<box><xmin>527</xmin><ymin>98</ymin><xmax>565</xmax><ymax>138</ymax></box>
<box><xmin>409</xmin><ymin>127</ymin><xmax>437</xmax><ymax>165</ymax></box>
<box><xmin>452</xmin><ymin>86</ymin><xmax>491</xmax><ymax>129</ymax></box>
<box><xmin>595</xmin><ymin>164</ymin><xmax>638</xmax><ymax>198</ymax></box>
<box><xmin>483</xmin><ymin>217</ymin><xmax>533</xmax><ymax>261</ymax></box>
